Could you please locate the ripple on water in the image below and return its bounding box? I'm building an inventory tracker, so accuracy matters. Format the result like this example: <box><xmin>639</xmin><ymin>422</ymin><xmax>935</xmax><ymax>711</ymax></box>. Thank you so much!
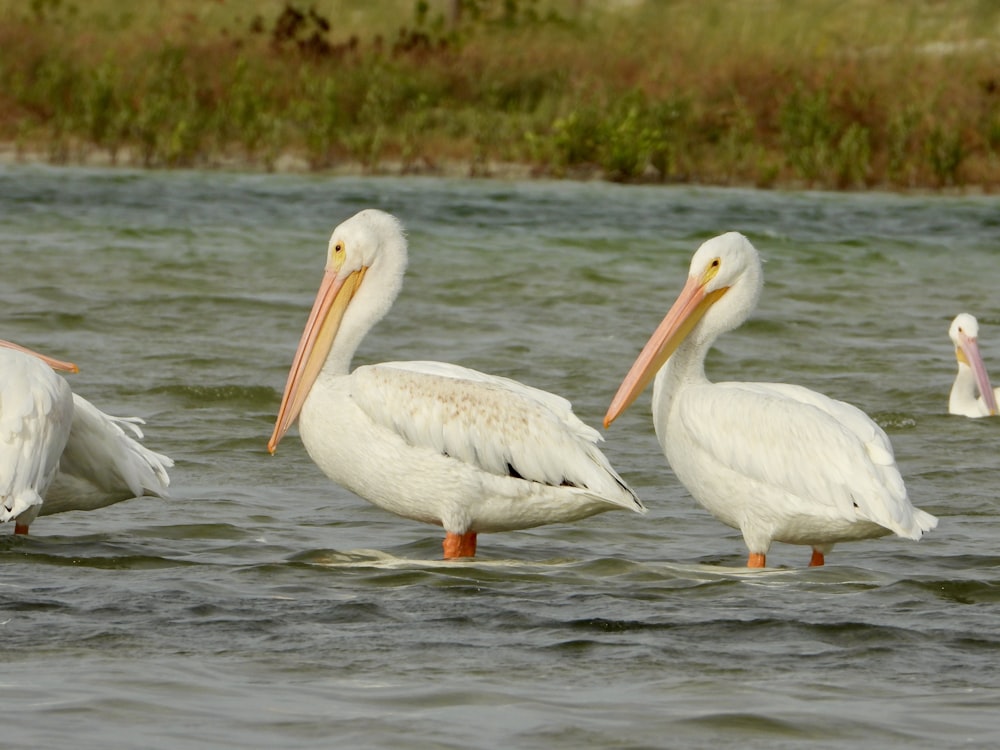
<box><xmin>3</xmin><ymin>167</ymin><xmax>1000</xmax><ymax>749</ymax></box>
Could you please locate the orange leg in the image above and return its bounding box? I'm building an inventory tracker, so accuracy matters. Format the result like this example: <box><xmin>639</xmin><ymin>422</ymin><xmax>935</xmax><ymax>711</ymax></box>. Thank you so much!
<box><xmin>809</xmin><ymin>548</ymin><xmax>825</xmax><ymax>567</ymax></box>
<box><xmin>13</xmin><ymin>523</ymin><xmax>29</xmax><ymax>535</ymax></box>
<box><xmin>747</xmin><ymin>552</ymin><xmax>766</xmax><ymax>568</ymax></box>
<box><xmin>443</xmin><ymin>531</ymin><xmax>477</xmax><ymax>559</ymax></box>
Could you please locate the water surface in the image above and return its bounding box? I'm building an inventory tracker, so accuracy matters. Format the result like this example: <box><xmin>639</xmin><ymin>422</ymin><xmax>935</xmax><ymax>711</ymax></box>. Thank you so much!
<box><xmin>2</xmin><ymin>166</ymin><xmax>999</xmax><ymax>749</ymax></box>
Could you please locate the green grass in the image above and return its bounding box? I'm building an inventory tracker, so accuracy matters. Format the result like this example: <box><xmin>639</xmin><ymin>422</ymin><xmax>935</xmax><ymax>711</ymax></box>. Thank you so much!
<box><xmin>1</xmin><ymin>0</ymin><xmax>999</xmax><ymax>190</ymax></box>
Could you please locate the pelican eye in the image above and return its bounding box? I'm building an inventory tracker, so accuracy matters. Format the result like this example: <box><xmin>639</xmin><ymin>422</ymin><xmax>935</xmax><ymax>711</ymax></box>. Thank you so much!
<box><xmin>703</xmin><ymin>257</ymin><xmax>722</xmax><ymax>283</ymax></box>
<box><xmin>329</xmin><ymin>240</ymin><xmax>348</xmax><ymax>270</ymax></box>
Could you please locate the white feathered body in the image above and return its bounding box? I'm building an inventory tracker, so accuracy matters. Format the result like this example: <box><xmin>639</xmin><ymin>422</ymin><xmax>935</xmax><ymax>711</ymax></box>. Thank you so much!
<box><xmin>655</xmin><ymin>365</ymin><xmax>936</xmax><ymax>554</ymax></box>
<box><xmin>39</xmin><ymin>393</ymin><xmax>173</xmax><ymax>516</ymax></box>
<box><xmin>0</xmin><ymin>346</ymin><xmax>172</xmax><ymax>530</ymax></box>
<box><xmin>0</xmin><ymin>348</ymin><xmax>74</xmax><ymax>526</ymax></box>
<box><xmin>299</xmin><ymin>360</ymin><xmax>644</xmax><ymax>534</ymax></box>
<box><xmin>949</xmin><ymin>362</ymin><xmax>1000</xmax><ymax>418</ymax></box>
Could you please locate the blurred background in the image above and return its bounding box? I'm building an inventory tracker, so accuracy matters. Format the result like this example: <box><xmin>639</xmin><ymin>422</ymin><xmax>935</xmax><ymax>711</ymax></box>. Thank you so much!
<box><xmin>1</xmin><ymin>0</ymin><xmax>998</xmax><ymax>190</ymax></box>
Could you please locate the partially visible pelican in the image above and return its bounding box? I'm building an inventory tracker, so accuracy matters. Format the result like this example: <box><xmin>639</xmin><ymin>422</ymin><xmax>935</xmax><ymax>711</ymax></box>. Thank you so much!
<box><xmin>603</xmin><ymin>232</ymin><xmax>937</xmax><ymax>568</ymax></box>
<box><xmin>0</xmin><ymin>339</ymin><xmax>173</xmax><ymax>534</ymax></box>
<box><xmin>948</xmin><ymin>313</ymin><xmax>999</xmax><ymax>418</ymax></box>
<box><xmin>268</xmin><ymin>209</ymin><xmax>645</xmax><ymax>559</ymax></box>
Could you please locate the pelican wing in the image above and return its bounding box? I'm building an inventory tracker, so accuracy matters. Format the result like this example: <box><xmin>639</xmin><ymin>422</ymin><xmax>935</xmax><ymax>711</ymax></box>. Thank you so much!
<box><xmin>349</xmin><ymin>361</ymin><xmax>642</xmax><ymax>509</ymax></box>
<box><xmin>676</xmin><ymin>380</ymin><xmax>926</xmax><ymax>537</ymax></box>
<box><xmin>40</xmin><ymin>394</ymin><xmax>173</xmax><ymax>515</ymax></box>
<box><xmin>0</xmin><ymin>350</ymin><xmax>73</xmax><ymax>522</ymax></box>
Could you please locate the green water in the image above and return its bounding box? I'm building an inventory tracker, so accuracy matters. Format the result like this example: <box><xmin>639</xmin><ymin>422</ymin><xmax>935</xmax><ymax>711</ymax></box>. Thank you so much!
<box><xmin>1</xmin><ymin>164</ymin><xmax>999</xmax><ymax>749</ymax></box>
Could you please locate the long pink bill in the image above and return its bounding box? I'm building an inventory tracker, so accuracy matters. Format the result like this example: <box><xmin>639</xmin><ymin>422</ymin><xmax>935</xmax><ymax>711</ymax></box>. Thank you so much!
<box><xmin>604</xmin><ymin>276</ymin><xmax>726</xmax><ymax>428</ymax></box>
<box><xmin>958</xmin><ymin>333</ymin><xmax>999</xmax><ymax>416</ymax></box>
<box><xmin>268</xmin><ymin>267</ymin><xmax>366</xmax><ymax>454</ymax></box>
<box><xmin>0</xmin><ymin>339</ymin><xmax>79</xmax><ymax>373</ymax></box>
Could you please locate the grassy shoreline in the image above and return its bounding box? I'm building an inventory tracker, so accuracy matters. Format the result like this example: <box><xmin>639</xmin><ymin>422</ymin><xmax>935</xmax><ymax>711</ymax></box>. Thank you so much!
<box><xmin>2</xmin><ymin>0</ymin><xmax>999</xmax><ymax>191</ymax></box>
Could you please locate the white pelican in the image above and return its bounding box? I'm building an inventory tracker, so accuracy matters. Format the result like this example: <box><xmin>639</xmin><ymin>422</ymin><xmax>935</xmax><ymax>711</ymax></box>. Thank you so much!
<box><xmin>948</xmin><ymin>313</ymin><xmax>999</xmax><ymax>418</ymax></box>
<box><xmin>603</xmin><ymin>232</ymin><xmax>937</xmax><ymax>568</ymax></box>
<box><xmin>0</xmin><ymin>340</ymin><xmax>173</xmax><ymax>534</ymax></box>
<box><xmin>268</xmin><ymin>209</ymin><xmax>645</xmax><ymax>559</ymax></box>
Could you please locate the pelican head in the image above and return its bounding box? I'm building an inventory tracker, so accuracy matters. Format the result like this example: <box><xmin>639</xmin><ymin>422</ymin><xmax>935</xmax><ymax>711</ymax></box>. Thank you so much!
<box><xmin>949</xmin><ymin>312</ymin><xmax>998</xmax><ymax>416</ymax></box>
<box><xmin>0</xmin><ymin>340</ymin><xmax>78</xmax><ymax>373</ymax></box>
<box><xmin>268</xmin><ymin>209</ymin><xmax>408</xmax><ymax>453</ymax></box>
<box><xmin>604</xmin><ymin>232</ymin><xmax>762</xmax><ymax>427</ymax></box>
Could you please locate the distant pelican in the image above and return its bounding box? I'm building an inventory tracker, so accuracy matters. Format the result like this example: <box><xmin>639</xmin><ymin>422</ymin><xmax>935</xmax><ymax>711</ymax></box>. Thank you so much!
<box><xmin>0</xmin><ymin>340</ymin><xmax>173</xmax><ymax>534</ymax></box>
<box><xmin>268</xmin><ymin>209</ymin><xmax>645</xmax><ymax>559</ymax></box>
<box><xmin>948</xmin><ymin>313</ymin><xmax>999</xmax><ymax>418</ymax></box>
<box><xmin>603</xmin><ymin>232</ymin><xmax>937</xmax><ymax>568</ymax></box>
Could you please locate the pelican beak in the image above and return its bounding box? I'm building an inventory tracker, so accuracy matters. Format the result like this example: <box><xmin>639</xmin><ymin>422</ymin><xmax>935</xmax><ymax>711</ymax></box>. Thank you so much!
<box><xmin>956</xmin><ymin>332</ymin><xmax>998</xmax><ymax>416</ymax></box>
<box><xmin>268</xmin><ymin>265</ymin><xmax>368</xmax><ymax>454</ymax></box>
<box><xmin>0</xmin><ymin>339</ymin><xmax>79</xmax><ymax>373</ymax></box>
<box><xmin>604</xmin><ymin>274</ymin><xmax>728</xmax><ymax>428</ymax></box>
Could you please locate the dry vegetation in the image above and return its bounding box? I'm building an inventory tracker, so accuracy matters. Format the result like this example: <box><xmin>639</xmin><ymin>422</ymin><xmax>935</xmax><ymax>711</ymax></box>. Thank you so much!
<box><xmin>1</xmin><ymin>0</ymin><xmax>998</xmax><ymax>190</ymax></box>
